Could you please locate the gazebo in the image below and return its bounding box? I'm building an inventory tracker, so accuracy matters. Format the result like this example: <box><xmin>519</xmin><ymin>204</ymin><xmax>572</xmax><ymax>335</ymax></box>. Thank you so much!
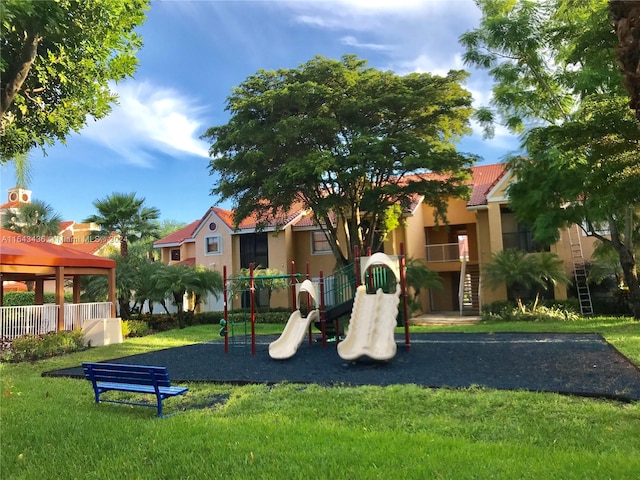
<box><xmin>0</xmin><ymin>228</ymin><xmax>117</xmax><ymax>334</ymax></box>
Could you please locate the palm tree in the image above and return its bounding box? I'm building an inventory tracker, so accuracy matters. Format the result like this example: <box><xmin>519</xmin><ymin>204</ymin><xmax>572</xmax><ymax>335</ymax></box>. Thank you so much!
<box><xmin>3</xmin><ymin>199</ymin><xmax>62</xmax><ymax>238</ymax></box>
<box><xmin>79</xmin><ymin>254</ymin><xmax>139</xmax><ymax>319</ymax></box>
<box><xmin>404</xmin><ymin>257</ymin><xmax>442</xmax><ymax>314</ymax></box>
<box><xmin>153</xmin><ymin>264</ymin><xmax>196</xmax><ymax>326</ymax></box>
<box><xmin>529</xmin><ymin>251</ymin><xmax>571</xmax><ymax>310</ymax></box>
<box><xmin>483</xmin><ymin>249</ymin><xmax>570</xmax><ymax>313</ymax></box>
<box><xmin>12</xmin><ymin>151</ymin><xmax>32</xmax><ymax>189</ymax></box>
<box><xmin>188</xmin><ymin>266</ymin><xmax>223</xmax><ymax>312</ymax></box>
<box><xmin>132</xmin><ymin>261</ymin><xmax>167</xmax><ymax>316</ymax></box>
<box><xmin>84</xmin><ymin>192</ymin><xmax>160</xmax><ymax>257</ymax></box>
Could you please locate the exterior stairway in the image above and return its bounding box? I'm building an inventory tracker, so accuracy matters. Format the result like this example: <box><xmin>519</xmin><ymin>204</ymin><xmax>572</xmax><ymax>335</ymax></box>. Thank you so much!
<box><xmin>460</xmin><ymin>262</ymin><xmax>481</xmax><ymax>316</ymax></box>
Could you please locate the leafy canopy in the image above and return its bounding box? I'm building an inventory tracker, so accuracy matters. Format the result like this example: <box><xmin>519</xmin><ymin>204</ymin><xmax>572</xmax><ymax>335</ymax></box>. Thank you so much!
<box><xmin>203</xmin><ymin>55</ymin><xmax>476</xmax><ymax>265</ymax></box>
<box><xmin>0</xmin><ymin>0</ymin><xmax>149</xmax><ymax>161</ymax></box>
<box><xmin>461</xmin><ymin>0</ymin><xmax>640</xmax><ymax>318</ymax></box>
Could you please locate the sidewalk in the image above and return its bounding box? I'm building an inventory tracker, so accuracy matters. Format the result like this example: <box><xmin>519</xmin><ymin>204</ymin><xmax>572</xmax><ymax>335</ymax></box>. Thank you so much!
<box><xmin>409</xmin><ymin>311</ymin><xmax>481</xmax><ymax>326</ymax></box>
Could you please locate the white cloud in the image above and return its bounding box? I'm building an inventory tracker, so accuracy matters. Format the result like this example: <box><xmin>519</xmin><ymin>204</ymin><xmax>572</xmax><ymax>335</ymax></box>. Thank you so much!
<box><xmin>396</xmin><ymin>52</ymin><xmax>466</xmax><ymax>77</ymax></box>
<box><xmin>340</xmin><ymin>35</ymin><xmax>392</xmax><ymax>52</ymax></box>
<box><xmin>82</xmin><ymin>81</ymin><xmax>210</xmax><ymax>166</ymax></box>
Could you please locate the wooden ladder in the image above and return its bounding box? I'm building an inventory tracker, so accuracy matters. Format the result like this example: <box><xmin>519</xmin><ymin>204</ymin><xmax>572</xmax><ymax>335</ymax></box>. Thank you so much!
<box><xmin>567</xmin><ymin>224</ymin><xmax>594</xmax><ymax>316</ymax></box>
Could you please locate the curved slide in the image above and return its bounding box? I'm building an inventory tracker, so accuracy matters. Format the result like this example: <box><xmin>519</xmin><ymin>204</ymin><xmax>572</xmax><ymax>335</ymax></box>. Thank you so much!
<box><xmin>269</xmin><ymin>280</ymin><xmax>319</xmax><ymax>360</ymax></box>
<box><xmin>337</xmin><ymin>253</ymin><xmax>401</xmax><ymax>362</ymax></box>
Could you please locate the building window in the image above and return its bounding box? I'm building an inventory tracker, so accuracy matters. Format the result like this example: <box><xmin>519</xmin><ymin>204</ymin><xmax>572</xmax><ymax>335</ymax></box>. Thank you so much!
<box><xmin>205</xmin><ymin>235</ymin><xmax>222</xmax><ymax>255</ymax></box>
<box><xmin>170</xmin><ymin>249</ymin><xmax>180</xmax><ymax>261</ymax></box>
<box><xmin>311</xmin><ymin>231</ymin><xmax>331</xmax><ymax>254</ymax></box>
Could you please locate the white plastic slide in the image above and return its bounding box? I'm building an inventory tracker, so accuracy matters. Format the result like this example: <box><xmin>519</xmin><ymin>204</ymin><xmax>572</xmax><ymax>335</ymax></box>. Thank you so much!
<box><xmin>337</xmin><ymin>253</ymin><xmax>401</xmax><ymax>362</ymax></box>
<box><xmin>269</xmin><ymin>280</ymin><xmax>319</xmax><ymax>360</ymax></box>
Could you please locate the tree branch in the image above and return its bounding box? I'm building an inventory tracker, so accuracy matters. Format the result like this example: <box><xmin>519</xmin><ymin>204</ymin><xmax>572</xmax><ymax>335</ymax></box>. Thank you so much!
<box><xmin>1</xmin><ymin>30</ymin><xmax>42</xmax><ymax>117</ymax></box>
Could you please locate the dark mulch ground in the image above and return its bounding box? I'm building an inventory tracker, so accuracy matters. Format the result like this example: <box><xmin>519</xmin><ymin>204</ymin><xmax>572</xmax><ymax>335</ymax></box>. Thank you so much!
<box><xmin>44</xmin><ymin>333</ymin><xmax>640</xmax><ymax>402</ymax></box>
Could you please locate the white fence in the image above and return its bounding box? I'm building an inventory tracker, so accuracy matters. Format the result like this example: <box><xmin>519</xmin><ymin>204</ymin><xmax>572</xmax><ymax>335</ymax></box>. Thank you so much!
<box><xmin>0</xmin><ymin>302</ymin><xmax>112</xmax><ymax>340</ymax></box>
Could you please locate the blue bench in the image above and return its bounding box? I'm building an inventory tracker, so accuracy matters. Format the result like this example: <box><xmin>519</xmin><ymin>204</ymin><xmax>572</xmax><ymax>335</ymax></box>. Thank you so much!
<box><xmin>82</xmin><ymin>362</ymin><xmax>188</xmax><ymax>417</ymax></box>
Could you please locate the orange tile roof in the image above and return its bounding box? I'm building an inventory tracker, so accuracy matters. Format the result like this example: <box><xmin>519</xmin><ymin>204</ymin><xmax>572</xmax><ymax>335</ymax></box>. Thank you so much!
<box><xmin>401</xmin><ymin>162</ymin><xmax>507</xmax><ymax>209</ymax></box>
<box><xmin>176</xmin><ymin>257</ymin><xmax>196</xmax><ymax>267</ymax></box>
<box><xmin>0</xmin><ymin>200</ymin><xmax>20</xmax><ymax>210</ymax></box>
<box><xmin>153</xmin><ymin>220</ymin><xmax>200</xmax><ymax>247</ymax></box>
<box><xmin>467</xmin><ymin>163</ymin><xmax>508</xmax><ymax>206</ymax></box>
<box><xmin>218</xmin><ymin>203</ymin><xmax>307</xmax><ymax>230</ymax></box>
<box><xmin>58</xmin><ymin>221</ymin><xmax>75</xmax><ymax>232</ymax></box>
<box><xmin>0</xmin><ymin>228</ymin><xmax>115</xmax><ymax>269</ymax></box>
<box><xmin>3</xmin><ymin>281</ymin><xmax>27</xmax><ymax>292</ymax></box>
<box><xmin>62</xmin><ymin>232</ymin><xmax>117</xmax><ymax>255</ymax></box>
<box><xmin>210</xmin><ymin>207</ymin><xmax>235</xmax><ymax>229</ymax></box>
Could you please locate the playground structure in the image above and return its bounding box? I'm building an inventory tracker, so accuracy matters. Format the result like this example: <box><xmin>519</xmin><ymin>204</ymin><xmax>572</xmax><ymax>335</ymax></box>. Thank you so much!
<box><xmin>336</xmin><ymin>253</ymin><xmax>401</xmax><ymax>361</ymax></box>
<box><xmin>219</xmin><ymin>244</ymin><xmax>411</xmax><ymax>359</ymax></box>
<box><xmin>268</xmin><ymin>280</ymin><xmax>320</xmax><ymax>360</ymax></box>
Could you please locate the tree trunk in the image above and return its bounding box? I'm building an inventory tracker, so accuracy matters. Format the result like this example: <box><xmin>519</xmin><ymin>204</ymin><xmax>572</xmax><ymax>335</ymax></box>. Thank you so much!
<box><xmin>120</xmin><ymin>237</ymin><xmax>129</xmax><ymax>257</ymax></box>
<box><xmin>1</xmin><ymin>31</ymin><xmax>41</xmax><ymax>117</ymax></box>
<box><xmin>610</xmin><ymin>1</ymin><xmax>640</xmax><ymax>122</ymax></box>
<box><xmin>118</xmin><ymin>298</ymin><xmax>131</xmax><ymax>320</ymax></box>
<box><xmin>616</xmin><ymin>246</ymin><xmax>640</xmax><ymax>319</ymax></box>
<box><xmin>608</xmin><ymin>225</ymin><xmax>640</xmax><ymax>319</ymax></box>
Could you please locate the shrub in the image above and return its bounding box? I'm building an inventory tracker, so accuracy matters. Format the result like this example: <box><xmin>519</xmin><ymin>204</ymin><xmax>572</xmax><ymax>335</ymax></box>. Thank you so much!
<box><xmin>2</xmin><ymin>330</ymin><xmax>85</xmax><ymax>362</ymax></box>
<box><xmin>3</xmin><ymin>291</ymin><xmax>73</xmax><ymax>306</ymax></box>
<box><xmin>481</xmin><ymin>301</ymin><xmax>580</xmax><ymax>322</ymax></box>
<box><xmin>121</xmin><ymin>320</ymin><xmax>150</xmax><ymax>338</ymax></box>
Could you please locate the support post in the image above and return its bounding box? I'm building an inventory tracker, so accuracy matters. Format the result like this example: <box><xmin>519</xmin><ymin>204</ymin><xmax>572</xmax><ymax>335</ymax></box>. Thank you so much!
<box><xmin>250</xmin><ymin>263</ymin><xmax>256</xmax><ymax>356</ymax></box>
<box><xmin>56</xmin><ymin>266</ymin><xmax>65</xmax><ymax>331</ymax></box>
<box><xmin>399</xmin><ymin>243</ymin><xmax>410</xmax><ymax>351</ymax></box>
<box><xmin>223</xmin><ymin>265</ymin><xmax>229</xmax><ymax>354</ymax></box>
<box><xmin>108</xmin><ymin>267</ymin><xmax>117</xmax><ymax>318</ymax></box>
<box><xmin>290</xmin><ymin>260</ymin><xmax>296</xmax><ymax>311</ymax></box>
<box><xmin>319</xmin><ymin>271</ymin><xmax>326</xmax><ymax>347</ymax></box>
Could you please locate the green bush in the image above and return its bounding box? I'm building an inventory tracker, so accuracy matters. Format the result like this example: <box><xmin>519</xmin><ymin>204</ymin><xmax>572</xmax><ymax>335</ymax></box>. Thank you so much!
<box><xmin>3</xmin><ymin>291</ymin><xmax>73</xmax><ymax>306</ymax></box>
<box><xmin>121</xmin><ymin>320</ymin><xmax>150</xmax><ymax>338</ymax></box>
<box><xmin>2</xmin><ymin>330</ymin><xmax>85</xmax><ymax>362</ymax></box>
<box><xmin>481</xmin><ymin>301</ymin><xmax>580</xmax><ymax>322</ymax></box>
<box><xmin>143</xmin><ymin>314</ymin><xmax>178</xmax><ymax>332</ymax></box>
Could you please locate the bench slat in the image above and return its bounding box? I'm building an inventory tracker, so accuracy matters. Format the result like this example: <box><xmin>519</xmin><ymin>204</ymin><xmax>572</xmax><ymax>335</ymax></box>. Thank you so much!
<box><xmin>96</xmin><ymin>381</ymin><xmax>188</xmax><ymax>396</ymax></box>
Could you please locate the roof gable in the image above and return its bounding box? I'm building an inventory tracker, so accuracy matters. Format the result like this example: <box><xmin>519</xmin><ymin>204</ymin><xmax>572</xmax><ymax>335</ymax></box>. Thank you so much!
<box><xmin>467</xmin><ymin>163</ymin><xmax>508</xmax><ymax>207</ymax></box>
<box><xmin>153</xmin><ymin>219</ymin><xmax>201</xmax><ymax>247</ymax></box>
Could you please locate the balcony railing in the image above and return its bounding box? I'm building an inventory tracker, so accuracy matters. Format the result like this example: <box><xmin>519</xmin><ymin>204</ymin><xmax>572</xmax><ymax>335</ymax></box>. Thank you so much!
<box><xmin>425</xmin><ymin>243</ymin><xmax>469</xmax><ymax>262</ymax></box>
<box><xmin>0</xmin><ymin>302</ymin><xmax>112</xmax><ymax>340</ymax></box>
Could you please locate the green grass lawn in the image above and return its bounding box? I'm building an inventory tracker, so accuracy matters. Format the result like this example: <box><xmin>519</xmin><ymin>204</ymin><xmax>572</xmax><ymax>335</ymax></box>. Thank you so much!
<box><xmin>1</xmin><ymin>318</ymin><xmax>639</xmax><ymax>479</ymax></box>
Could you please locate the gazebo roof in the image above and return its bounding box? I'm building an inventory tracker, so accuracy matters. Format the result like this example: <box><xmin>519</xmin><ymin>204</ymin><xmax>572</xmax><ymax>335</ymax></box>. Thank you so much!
<box><xmin>0</xmin><ymin>228</ymin><xmax>115</xmax><ymax>279</ymax></box>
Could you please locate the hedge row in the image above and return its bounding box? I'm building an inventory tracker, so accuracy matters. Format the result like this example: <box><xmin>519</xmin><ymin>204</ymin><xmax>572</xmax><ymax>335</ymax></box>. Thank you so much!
<box><xmin>2</xmin><ymin>291</ymin><xmax>73</xmax><ymax>306</ymax></box>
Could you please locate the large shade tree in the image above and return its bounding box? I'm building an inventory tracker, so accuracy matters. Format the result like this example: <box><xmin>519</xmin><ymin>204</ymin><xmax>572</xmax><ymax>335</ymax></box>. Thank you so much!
<box><xmin>610</xmin><ymin>1</ymin><xmax>640</xmax><ymax>122</ymax></box>
<box><xmin>203</xmin><ymin>55</ymin><xmax>476</xmax><ymax>267</ymax></box>
<box><xmin>84</xmin><ymin>192</ymin><xmax>160</xmax><ymax>258</ymax></box>
<box><xmin>0</xmin><ymin>0</ymin><xmax>149</xmax><ymax>161</ymax></box>
<box><xmin>461</xmin><ymin>0</ymin><xmax>640</xmax><ymax>318</ymax></box>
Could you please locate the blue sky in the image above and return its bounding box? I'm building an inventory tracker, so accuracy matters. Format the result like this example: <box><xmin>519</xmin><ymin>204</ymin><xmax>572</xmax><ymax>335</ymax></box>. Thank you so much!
<box><xmin>1</xmin><ymin>0</ymin><xmax>523</xmax><ymax>225</ymax></box>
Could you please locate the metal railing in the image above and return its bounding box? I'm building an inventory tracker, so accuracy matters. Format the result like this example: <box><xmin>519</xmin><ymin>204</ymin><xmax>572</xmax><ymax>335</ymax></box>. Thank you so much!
<box><xmin>425</xmin><ymin>243</ymin><xmax>469</xmax><ymax>262</ymax></box>
<box><xmin>63</xmin><ymin>302</ymin><xmax>112</xmax><ymax>331</ymax></box>
<box><xmin>1</xmin><ymin>302</ymin><xmax>112</xmax><ymax>339</ymax></box>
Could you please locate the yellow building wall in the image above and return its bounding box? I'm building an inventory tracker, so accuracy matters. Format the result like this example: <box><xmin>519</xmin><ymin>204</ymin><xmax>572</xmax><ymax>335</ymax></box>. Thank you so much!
<box><xmin>422</xmin><ymin>197</ymin><xmax>476</xmax><ymax>227</ymax></box>
<box><xmin>290</xmin><ymin>230</ymin><xmax>337</xmax><ymax>278</ymax></box>
<box><xmin>194</xmin><ymin>220</ymin><xmax>233</xmax><ymax>275</ymax></box>
<box><xmin>268</xmin><ymin>231</ymin><xmax>291</xmax><ymax>309</ymax></box>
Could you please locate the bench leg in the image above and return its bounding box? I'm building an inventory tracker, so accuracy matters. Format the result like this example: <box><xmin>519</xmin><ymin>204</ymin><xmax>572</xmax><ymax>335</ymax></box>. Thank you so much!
<box><xmin>156</xmin><ymin>397</ymin><xmax>163</xmax><ymax>417</ymax></box>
